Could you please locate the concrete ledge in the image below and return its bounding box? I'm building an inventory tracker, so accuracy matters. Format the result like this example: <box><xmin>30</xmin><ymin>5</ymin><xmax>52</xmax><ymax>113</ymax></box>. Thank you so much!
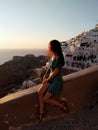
<box><xmin>1</xmin><ymin>65</ymin><xmax>98</xmax><ymax>104</ymax></box>
<box><xmin>63</xmin><ymin>65</ymin><xmax>98</xmax><ymax>82</ymax></box>
<box><xmin>0</xmin><ymin>85</ymin><xmax>40</xmax><ymax>104</ymax></box>
<box><xmin>0</xmin><ymin>65</ymin><xmax>98</xmax><ymax>130</ymax></box>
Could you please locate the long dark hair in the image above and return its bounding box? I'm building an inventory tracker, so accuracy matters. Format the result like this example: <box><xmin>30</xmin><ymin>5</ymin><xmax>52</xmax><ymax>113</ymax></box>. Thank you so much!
<box><xmin>49</xmin><ymin>40</ymin><xmax>65</xmax><ymax>66</ymax></box>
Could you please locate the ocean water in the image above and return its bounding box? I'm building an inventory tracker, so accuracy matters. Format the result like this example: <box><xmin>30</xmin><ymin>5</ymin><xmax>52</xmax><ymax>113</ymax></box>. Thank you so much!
<box><xmin>0</xmin><ymin>49</ymin><xmax>47</xmax><ymax>65</ymax></box>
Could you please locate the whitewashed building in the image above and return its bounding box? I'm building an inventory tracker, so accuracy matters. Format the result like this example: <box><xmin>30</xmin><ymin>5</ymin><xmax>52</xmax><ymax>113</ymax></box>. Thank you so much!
<box><xmin>62</xmin><ymin>24</ymin><xmax>98</xmax><ymax>70</ymax></box>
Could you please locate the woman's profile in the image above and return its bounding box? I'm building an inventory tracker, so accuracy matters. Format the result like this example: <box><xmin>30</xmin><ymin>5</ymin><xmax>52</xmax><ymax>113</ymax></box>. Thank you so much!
<box><xmin>38</xmin><ymin>40</ymin><xmax>69</xmax><ymax>122</ymax></box>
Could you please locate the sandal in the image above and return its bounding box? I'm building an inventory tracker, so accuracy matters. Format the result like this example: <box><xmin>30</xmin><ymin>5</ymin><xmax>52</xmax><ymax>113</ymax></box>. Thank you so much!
<box><xmin>61</xmin><ymin>102</ymin><xmax>69</xmax><ymax>113</ymax></box>
<box><xmin>38</xmin><ymin>110</ymin><xmax>47</xmax><ymax>123</ymax></box>
<box><xmin>38</xmin><ymin>113</ymin><xmax>45</xmax><ymax>123</ymax></box>
<box><xmin>62</xmin><ymin>101</ymin><xmax>74</xmax><ymax>113</ymax></box>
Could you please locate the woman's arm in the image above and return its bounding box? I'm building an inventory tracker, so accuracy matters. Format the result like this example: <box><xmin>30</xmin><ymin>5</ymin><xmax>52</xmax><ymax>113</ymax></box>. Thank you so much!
<box><xmin>42</xmin><ymin>67</ymin><xmax>51</xmax><ymax>80</ymax></box>
<box><xmin>42</xmin><ymin>67</ymin><xmax>59</xmax><ymax>83</ymax></box>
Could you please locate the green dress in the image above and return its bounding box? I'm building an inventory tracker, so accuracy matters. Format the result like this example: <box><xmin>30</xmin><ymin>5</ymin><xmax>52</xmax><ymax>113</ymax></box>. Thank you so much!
<box><xmin>47</xmin><ymin>56</ymin><xmax>64</xmax><ymax>95</ymax></box>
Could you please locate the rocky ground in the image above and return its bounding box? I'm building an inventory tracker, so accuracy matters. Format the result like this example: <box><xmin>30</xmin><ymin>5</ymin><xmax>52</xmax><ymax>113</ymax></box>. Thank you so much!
<box><xmin>9</xmin><ymin>104</ymin><xmax>98</xmax><ymax>130</ymax></box>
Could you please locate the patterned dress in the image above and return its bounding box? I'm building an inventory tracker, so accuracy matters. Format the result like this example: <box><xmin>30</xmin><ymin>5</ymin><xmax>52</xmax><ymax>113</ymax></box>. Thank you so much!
<box><xmin>47</xmin><ymin>56</ymin><xmax>64</xmax><ymax>95</ymax></box>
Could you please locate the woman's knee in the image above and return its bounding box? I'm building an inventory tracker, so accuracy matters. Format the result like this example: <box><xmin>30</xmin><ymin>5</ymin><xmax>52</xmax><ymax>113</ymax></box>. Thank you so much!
<box><xmin>38</xmin><ymin>84</ymin><xmax>44</xmax><ymax>95</ymax></box>
<box><xmin>38</xmin><ymin>89</ymin><xmax>43</xmax><ymax>97</ymax></box>
<box><xmin>38</xmin><ymin>83</ymin><xmax>49</xmax><ymax>96</ymax></box>
<box><xmin>43</xmin><ymin>93</ymin><xmax>52</xmax><ymax>103</ymax></box>
<box><xmin>43</xmin><ymin>96</ymin><xmax>49</xmax><ymax>103</ymax></box>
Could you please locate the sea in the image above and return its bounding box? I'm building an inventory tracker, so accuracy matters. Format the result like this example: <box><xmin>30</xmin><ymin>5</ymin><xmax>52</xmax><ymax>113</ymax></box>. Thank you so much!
<box><xmin>0</xmin><ymin>49</ymin><xmax>47</xmax><ymax>65</ymax></box>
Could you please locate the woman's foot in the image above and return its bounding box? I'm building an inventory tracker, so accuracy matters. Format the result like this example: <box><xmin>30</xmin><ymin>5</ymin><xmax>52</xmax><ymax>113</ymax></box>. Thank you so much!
<box><xmin>61</xmin><ymin>103</ymin><xmax>69</xmax><ymax>113</ymax></box>
<box><xmin>39</xmin><ymin>113</ymin><xmax>44</xmax><ymax>123</ymax></box>
<box><xmin>38</xmin><ymin>110</ymin><xmax>47</xmax><ymax>123</ymax></box>
<box><xmin>63</xmin><ymin>101</ymin><xmax>74</xmax><ymax>113</ymax></box>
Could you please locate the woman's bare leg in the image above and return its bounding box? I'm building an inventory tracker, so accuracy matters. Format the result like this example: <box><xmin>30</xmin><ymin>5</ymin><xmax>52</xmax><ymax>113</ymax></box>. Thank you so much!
<box><xmin>43</xmin><ymin>92</ymin><xmax>67</xmax><ymax>111</ymax></box>
<box><xmin>38</xmin><ymin>83</ymin><xmax>49</xmax><ymax>118</ymax></box>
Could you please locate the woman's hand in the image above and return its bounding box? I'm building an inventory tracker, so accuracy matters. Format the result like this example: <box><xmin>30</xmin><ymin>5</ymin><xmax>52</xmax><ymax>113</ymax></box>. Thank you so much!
<box><xmin>43</xmin><ymin>75</ymin><xmax>46</xmax><ymax>80</ymax></box>
<box><xmin>42</xmin><ymin>78</ymin><xmax>48</xmax><ymax>84</ymax></box>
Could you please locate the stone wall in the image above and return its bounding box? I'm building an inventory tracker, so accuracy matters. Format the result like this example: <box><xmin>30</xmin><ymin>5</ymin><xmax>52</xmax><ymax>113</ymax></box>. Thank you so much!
<box><xmin>0</xmin><ymin>65</ymin><xmax>98</xmax><ymax>130</ymax></box>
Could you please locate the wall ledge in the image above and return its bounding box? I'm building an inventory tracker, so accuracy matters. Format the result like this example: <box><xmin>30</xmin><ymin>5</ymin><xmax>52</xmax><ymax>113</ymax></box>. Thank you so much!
<box><xmin>1</xmin><ymin>65</ymin><xmax>98</xmax><ymax>104</ymax></box>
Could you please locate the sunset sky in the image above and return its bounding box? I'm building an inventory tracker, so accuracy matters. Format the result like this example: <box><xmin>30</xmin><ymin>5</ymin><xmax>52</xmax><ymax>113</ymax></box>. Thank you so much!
<box><xmin>0</xmin><ymin>0</ymin><xmax>98</xmax><ymax>49</ymax></box>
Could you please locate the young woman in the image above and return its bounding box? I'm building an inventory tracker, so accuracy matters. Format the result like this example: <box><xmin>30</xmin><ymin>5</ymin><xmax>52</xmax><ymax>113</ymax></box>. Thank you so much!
<box><xmin>38</xmin><ymin>40</ymin><xmax>68</xmax><ymax>122</ymax></box>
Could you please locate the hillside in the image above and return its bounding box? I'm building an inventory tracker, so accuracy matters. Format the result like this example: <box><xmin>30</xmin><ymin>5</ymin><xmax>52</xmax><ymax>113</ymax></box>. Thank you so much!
<box><xmin>0</xmin><ymin>54</ymin><xmax>47</xmax><ymax>97</ymax></box>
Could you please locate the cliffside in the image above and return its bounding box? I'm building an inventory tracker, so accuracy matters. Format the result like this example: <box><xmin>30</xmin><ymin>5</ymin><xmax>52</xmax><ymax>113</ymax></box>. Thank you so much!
<box><xmin>0</xmin><ymin>54</ymin><xmax>47</xmax><ymax>97</ymax></box>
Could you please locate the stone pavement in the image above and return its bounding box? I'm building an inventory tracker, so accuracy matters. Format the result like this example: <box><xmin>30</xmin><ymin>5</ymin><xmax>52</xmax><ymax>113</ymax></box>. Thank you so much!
<box><xmin>10</xmin><ymin>104</ymin><xmax>98</xmax><ymax>130</ymax></box>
